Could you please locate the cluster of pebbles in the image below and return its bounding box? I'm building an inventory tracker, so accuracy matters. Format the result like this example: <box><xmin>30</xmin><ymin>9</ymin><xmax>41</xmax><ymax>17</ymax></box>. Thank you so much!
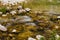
<box><xmin>0</xmin><ymin>0</ymin><xmax>26</xmax><ymax>5</ymax></box>
<box><xmin>0</xmin><ymin>5</ymin><xmax>60</xmax><ymax>40</ymax></box>
<box><xmin>0</xmin><ymin>5</ymin><xmax>31</xmax><ymax>31</ymax></box>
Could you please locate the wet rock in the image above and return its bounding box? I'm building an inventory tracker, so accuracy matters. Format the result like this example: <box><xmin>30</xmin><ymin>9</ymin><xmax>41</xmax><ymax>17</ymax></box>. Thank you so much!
<box><xmin>15</xmin><ymin>16</ymin><xmax>32</xmax><ymax>23</ymax></box>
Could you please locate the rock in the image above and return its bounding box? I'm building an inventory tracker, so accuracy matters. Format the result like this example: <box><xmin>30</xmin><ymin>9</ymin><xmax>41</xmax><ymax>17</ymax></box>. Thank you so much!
<box><xmin>36</xmin><ymin>35</ymin><xmax>43</xmax><ymax>40</ymax></box>
<box><xmin>18</xmin><ymin>9</ymin><xmax>26</xmax><ymax>14</ymax></box>
<box><xmin>10</xmin><ymin>10</ymin><xmax>16</xmax><ymax>15</ymax></box>
<box><xmin>8</xmin><ymin>34</ymin><xmax>14</xmax><ymax>37</ymax></box>
<box><xmin>48</xmin><ymin>10</ymin><xmax>56</xmax><ymax>15</ymax></box>
<box><xmin>9</xmin><ymin>19</ymin><xmax>15</xmax><ymax>22</ymax></box>
<box><xmin>6</xmin><ymin>23</ymin><xmax>11</xmax><ymax>27</ymax></box>
<box><xmin>55</xmin><ymin>25</ymin><xmax>59</xmax><ymax>29</ymax></box>
<box><xmin>0</xmin><ymin>24</ymin><xmax>7</xmax><ymax>31</ymax></box>
<box><xmin>28</xmin><ymin>37</ymin><xmax>36</xmax><ymax>40</ymax></box>
<box><xmin>1</xmin><ymin>0</ymin><xmax>26</xmax><ymax>5</ymax></box>
<box><xmin>6</xmin><ymin>7</ymin><xmax>11</xmax><ymax>13</ymax></box>
<box><xmin>17</xmin><ymin>6</ymin><xmax>23</xmax><ymax>10</ymax></box>
<box><xmin>25</xmin><ymin>8</ymin><xmax>31</xmax><ymax>12</ymax></box>
<box><xmin>55</xmin><ymin>34</ymin><xmax>60</xmax><ymax>40</ymax></box>
<box><xmin>25</xmin><ymin>23</ymin><xmax>36</xmax><ymax>26</ymax></box>
<box><xmin>6</xmin><ymin>7</ymin><xmax>10</xmax><ymax>10</ymax></box>
<box><xmin>15</xmin><ymin>16</ymin><xmax>32</xmax><ymax>23</ymax></box>
<box><xmin>12</xmin><ymin>29</ymin><xmax>16</xmax><ymax>32</ymax></box>
<box><xmin>0</xmin><ymin>12</ymin><xmax>2</xmax><ymax>14</ymax></box>
<box><xmin>2</xmin><ymin>14</ymin><xmax>7</xmax><ymax>17</ymax></box>
<box><xmin>57</xmin><ymin>16</ymin><xmax>60</xmax><ymax>18</ymax></box>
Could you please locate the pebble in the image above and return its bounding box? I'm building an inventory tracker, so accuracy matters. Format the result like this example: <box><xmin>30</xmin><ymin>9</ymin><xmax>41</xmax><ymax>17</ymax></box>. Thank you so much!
<box><xmin>25</xmin><ymin>8</ymin><xmax>31</xmax><ymax>12</ymax></box>
<box><xmin>12</xmin><ymin>29</ymin><xmax>16</xmax><ymax>32</ymax></box>
<box><xmin>18</xmin><ymin>9</ymin><xmax>26</xmax><ymax>14</ymax></box>
<box><xmin>55</xmin><ymin>26</ymin><xmax>59</xmax><ymax>29</ymax></box>
<box><xmin>19</xmin><ymin>16</ymin><xmax>32</xmax><ymax>22</ymax></box>
<box><xmin>28</xmin><ymin>37</ymin><xmax>36</xmax><ymax>40</ymax></box>
<box><xmin>25</xmin><ymin>23</ymin><xmax>36</xmax><ymax>26</ymax></box>
<box><xmin>0</xmin><ymin>24</ymin><xmax>7</xmax><ymax>31</ymax></box>
<box><xmin>18</xmin><ymin>6</ymin><xmax>23</xmax><ymax>9</ymax></box>
<box><xmin>57</xmin><ymin>16</ymin><xmax>60</xmax><ymax>18</ymax></box>
<box><xmin>55</xmin><ymin>34</ymin><xmax>60</xmax><ymax>39</ymax></box>
<box><xmin>15</xmin><ymin>16</ymin><xmax>32</xmax><ymax>23</ymax></box>
<box><xmin>6</xmin><ymin>7</ymin><xmax>10</xmax><ymax>10</ymax></box>
<box><xmin>36</xmin><ymin>35</ymin><xmax>43</xmax><ymax>40</ymax></box>
<box><xmin>0</xmin><ymin>12</ymin><xmax>2</xmax><ymax>14</ymax></box>
<box><xmin>10</xmin><ymin>10</ymin><xmax>16</xmax><ymax>15</ymax></box>
<box><xmin>1</xmin><ymin>0</ymin><xmax>26</xmax><ymax>5</ymax></box>
<box><xmin>2</xmin><ymin>14</ymin><xmax>7</xmax><ymax>17</ymax></box>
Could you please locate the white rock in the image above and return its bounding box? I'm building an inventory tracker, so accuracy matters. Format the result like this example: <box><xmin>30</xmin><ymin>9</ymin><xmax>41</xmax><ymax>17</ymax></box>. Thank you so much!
<box><xmin>14</xmin><ymin>2</ymin><xmax>17</xmax><ymax>5</ymax></box>
<box><xmin>28</xmin><ymin>37</ymin><xmax>36</xmax><ymax>40</ymax></box>
<box><xmin>36</xmin><ymin>35</ymin><xmax>43</xmax><ymax>40</ymax></box>
<box><xmin>17</xmin><ymin>0</ymin><xmax>25</xmax><ymax>3</ymax></box>
<box><xmin>0</xmin><ymin>24</ymin><xmax>7</xmax><ymax>31</ymax></box>
<box><xmin>20</xmin><ymin>16</ymin><xmax>32</xmax><ymax>22</ymax></box>
<box><xmin>6</xmin><ymin>7</ymin><xmax>10</xmax><ymax>10</ymax></box>
<box><xmin>11</xmin><ymin>2</ymin><xmax>15</xmax><ymax>5</ymax></box>
<box><xmin>6</xmin><ymin>13</ymin><xmax>10</xmax><ymax>15</ymax></box>
<box><xmin>15</xmin><ymin>16</ymin><xmax>32</xmax><ymax>22</ymax></box>
<box><xmin>12</xmin><ymin>29</ymin><xmax>16</xmax><ymax>32</ymax></box>
<box><xmin>10</xmin><ymin>11</ymin><xmax>16</xmax><ymax>15</ymax></box>
<box><xmin>0</xmin><ymin>12</ymin><xmax>2</xmax><ymax>14</ymax></box>
<box><xmin>55</xmin><ymin>34</ymin><xmax>60</xmax><ymax>40</ymax></box>
<box><xmin>18</xmin><ymin>9</ymin><xmax>26</xmax><ymax>13</ymax></box>
<box><xmin>57</xmin><ymin>16</ymin><xmax>60</xmax><ymax>18</ymax></box>
<box><xmin>6</xmin><ymin>23</ymin><xmax>11</xmax><ymax>27</ymax></box>
<box><xmin>25</xmin><ymin>8</ymin><xmax>31</xmax><ymax>12</ymax></box>
<box><xmin>25</xmin><ymin>23</ymin><xmax>36</xmax><ymax>26</ymax></box>
<box><xmin>56</xmin><ymin>34</ymin><xmax>60</xmax><ymax>38</ymax></box>
<box><xmin>9</xmin><ymin>19</ymin><xmax>15</xmax><ymax>22</ymax></box>
<box><xmin>18</xmin><ymin>6</ymin><xmax>22</xmax><ymax>9</ymax></box>
<box><xmin>55</xmin><ymin>26</ymin><xmax>59</xmax><ymax>29</ymax></box>
<box><xmin>2</xmin><ymin>14</ymin><xmax>7</xmax><ymax>17</ymax></box>
<box><xmin>49</xmin><ymin>11</ymin><xmax>55</xmax><ymax>14</ymax></box>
